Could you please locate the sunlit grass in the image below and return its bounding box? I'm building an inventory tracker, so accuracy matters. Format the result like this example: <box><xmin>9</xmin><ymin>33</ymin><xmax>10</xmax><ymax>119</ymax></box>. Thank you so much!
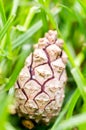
<box><xmin>0</xmin><ymin>0</ymin><xmax>86</xmax><ymax>130</ymax></box>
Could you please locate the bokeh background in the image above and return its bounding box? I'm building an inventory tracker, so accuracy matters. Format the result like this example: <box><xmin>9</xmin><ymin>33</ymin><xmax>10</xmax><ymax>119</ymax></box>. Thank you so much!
<box><xmin>0</xmin><ymin>0</ymin><xmax>86</xmax><ymax>130</ymax></box>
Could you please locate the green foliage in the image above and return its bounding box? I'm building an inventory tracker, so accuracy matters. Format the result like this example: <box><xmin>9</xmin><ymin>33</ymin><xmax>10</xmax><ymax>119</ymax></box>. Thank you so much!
<box><xmin>0</xmin><ymin>0</ymin><xmax>86</xmax><ymax>130</ymax></box>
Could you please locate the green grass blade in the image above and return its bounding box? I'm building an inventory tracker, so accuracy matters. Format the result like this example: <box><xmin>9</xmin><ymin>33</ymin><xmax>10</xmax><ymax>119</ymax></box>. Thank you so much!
<box><xmin>10</xmin><ymin>0</ymin><xmax>19</xmax><ymax>15</ymax></box>
<box><xmin>0</xmin><ymin>93</ymin><xmax>10</xmax><ymax>129</ymax></box>
<box><xmin>12</xmin><ymin>20</ymin><xmax>42</xmax><ymax>49</ymax></box>
<box><xmin>24</xmin><ymin>6</ymin><xmax>39</xmax><ymax>29</ymax></box>
<box><xmin>56</xmin><ymin>113</ymin><xmax>86</xmax><ymax>130</ymax></box>
<box><xmin>0</xmin><ymin>15</ymin><xmax>15</xmax><ymax>41</ymax></box>
<box><xmin>71</xmin><ymin>67</ymin><xmax>86</xmax><ymax>102</ymax></box>
<box><xmin>39</xmin><ymin>8</ymin><xmax>48</xmax><ymax>32</ymax></box>
<box><xmin>63</xmin><ymin>43</ymin><xmax>75</xmax><ymax>67</ymax></box>
<box><xmin>38</xmin><ymin>0</ymin><xmax>48</xmax><ymax>32</ymax></box>
<box><xmin>51</xmin><ymin>89</ymin><xmax>80</xmax><ymax>130</ymax></box>
<box><xmin>0</xmin><ymin>92</ymin><xmax>16</xmax><ymax>130</ymax></box>
<box><xmin>0</xmin><ymin>0</ymin><xmax>6</xmax><ymax>26</ymax></box>
<box><xmin>66</xmin><ymin>89</ymin><xmax>80</xmax><ymax>119</ymax></box>
<box><xmin>45</xmin><ymin>8</ymin><xmax>58</xmax><ymax>30</ymax></box>
<box><xmin>75</xmin><ymin>52</ymin><xmax>85</xmax><ymax>67</ymax></box>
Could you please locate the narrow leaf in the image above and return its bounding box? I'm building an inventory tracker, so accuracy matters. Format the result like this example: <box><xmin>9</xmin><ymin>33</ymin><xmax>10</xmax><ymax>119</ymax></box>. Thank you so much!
<box><xmin>0</xmin><ymin>15</ymin><xmax>15</xmax><ymax>41</ymax></box>
<box><xmin>12</xmin><ymin>20</ymin><xmax>42</xmax><ymax>49</ymax></box>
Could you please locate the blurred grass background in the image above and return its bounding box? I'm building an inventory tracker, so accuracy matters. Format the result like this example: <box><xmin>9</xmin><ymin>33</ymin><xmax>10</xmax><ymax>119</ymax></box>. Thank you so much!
<box><xmin>0</xmin><ymin>0</ymin><xmax>86</xmax><ymax>130</ymax></box>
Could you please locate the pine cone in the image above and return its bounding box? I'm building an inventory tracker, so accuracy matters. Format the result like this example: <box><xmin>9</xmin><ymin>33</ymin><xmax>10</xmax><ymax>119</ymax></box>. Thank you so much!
<box><xmin>15</xmin><ymin>30</ymin><xmax>67</xmax><ymax>124</ymax></box>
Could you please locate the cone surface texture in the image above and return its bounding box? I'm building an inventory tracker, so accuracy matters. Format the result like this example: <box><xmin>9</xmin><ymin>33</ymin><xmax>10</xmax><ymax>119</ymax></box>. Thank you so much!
<box><xmin>15</xmin><ymin>30</ymin><xmax>67</xmax><ymax>124</ymax></box>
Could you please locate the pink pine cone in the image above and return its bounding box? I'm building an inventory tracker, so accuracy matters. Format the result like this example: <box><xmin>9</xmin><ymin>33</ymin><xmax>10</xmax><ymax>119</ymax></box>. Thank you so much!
<box><xmin>15</xmin><ymin>30</ymin><xmax>67</xmax><ymax>124</ymax></box>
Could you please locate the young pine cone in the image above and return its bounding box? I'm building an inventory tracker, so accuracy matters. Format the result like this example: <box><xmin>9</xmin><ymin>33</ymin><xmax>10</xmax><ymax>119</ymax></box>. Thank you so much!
<box><xmin>15</xmin><ymin>30</ymin><xmax>67</xmax><ymax>125</ymax></box>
